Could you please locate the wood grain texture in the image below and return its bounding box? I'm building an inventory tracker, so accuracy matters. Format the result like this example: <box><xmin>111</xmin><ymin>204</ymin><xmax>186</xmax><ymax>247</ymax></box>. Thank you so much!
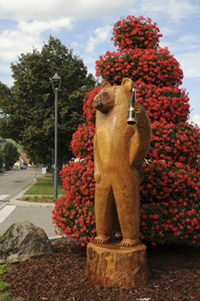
<box><xmin>86</xmin><ymin>242</ymin><xmax>148</xmax><ymax>288</ymax></box>
<box><xmin>93</xmin><ymin>78</ymin><xmax>152</xmax><ymax>247</ymax></box>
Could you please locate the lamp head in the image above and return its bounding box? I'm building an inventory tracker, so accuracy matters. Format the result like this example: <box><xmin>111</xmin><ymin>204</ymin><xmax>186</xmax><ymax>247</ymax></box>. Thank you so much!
<box><xmin>51</xmin><ymin>73</ymin><xmax>61</xmax><ymax>91</ymax></box>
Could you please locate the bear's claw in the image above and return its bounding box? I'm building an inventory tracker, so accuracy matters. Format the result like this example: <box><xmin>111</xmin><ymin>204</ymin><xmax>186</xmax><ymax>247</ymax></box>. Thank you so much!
<box><xmin>120</xmin><ymin>239</ymin><xmax>139</xmax><ymax>247</ymax></box>
<box><xmin>94</xmin><ymin>235</ymin><xmax>111</xmax><ymax>244</ymax></box>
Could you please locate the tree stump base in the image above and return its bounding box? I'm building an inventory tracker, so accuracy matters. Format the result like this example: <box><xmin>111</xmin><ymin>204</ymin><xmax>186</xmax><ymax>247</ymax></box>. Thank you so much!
<box><xmin>86</xmin><ymin>242</ymin><xmax>148</xmax><ymax>289</ymax></box>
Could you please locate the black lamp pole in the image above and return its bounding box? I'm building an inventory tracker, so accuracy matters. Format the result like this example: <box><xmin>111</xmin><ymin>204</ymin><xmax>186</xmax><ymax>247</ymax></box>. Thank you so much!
<box><xmin>51</xmin><ymin>73</ymin><xmax>61</xmax><ymax>198</ymax></box>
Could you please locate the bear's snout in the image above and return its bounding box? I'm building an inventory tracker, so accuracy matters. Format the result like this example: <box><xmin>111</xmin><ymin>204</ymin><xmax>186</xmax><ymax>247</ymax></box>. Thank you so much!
<box><xmin>94</xmin><ymin>90</ymin><xmax>113</xmax><ymax>113</ymax></box>
<box><xmin>94</xmin><ymin>95</ymin><xmax>103</xmax><ymax>109</ymax></box>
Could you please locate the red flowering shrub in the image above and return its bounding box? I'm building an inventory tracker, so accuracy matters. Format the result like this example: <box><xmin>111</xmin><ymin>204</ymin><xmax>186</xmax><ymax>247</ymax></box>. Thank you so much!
<box><xmin>95</xmin><ymin>48</ymin><xmax>183</xmax><ymax>87</ymax></box>
<box><xmin>140</xmin><ymin>160</ymin><xmax>200</xmax><ymax>205</ymax></box>
<box><xmin>149</xmin><ymin>121</ymin><xmax>200</xmax><ymax>166</ymax></box>
<box><xmin>71</xmin><ymin>123</ymin><xmax>95</xmax><ymax>160</ymax></box>
<box><xmin>52</xmin><ymin>159</ymin><xmax>96</xmax><ymax>246</ymax></box>
<box><xmin>112</xmin><ymin>16</ymin><xmax>162</xmax><ymax>50</ymax></box>
<box><xmin>135</xmin><ymin>83</ymin><xmax>190</xmax><ymax>123</ymax></box>
<box><xmin>82</xmin><ymin>87</ymin><xmax>100</xmax><ymax>126</ymax></box>
<box><xmin>140</xmin><ymin>202</ymin><xmax>200</xmax><ymax>244</ymax></box>
<box><xmin>52</xmin><ymin>15</ymin><xmax>200</xmax><ymax>246</ymax></box>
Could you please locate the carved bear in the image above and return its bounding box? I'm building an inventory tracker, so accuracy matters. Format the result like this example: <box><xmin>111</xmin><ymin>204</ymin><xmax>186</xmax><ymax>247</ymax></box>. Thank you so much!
<box><xmin>93</xmin><ymin>78</ymin><xmax>151</xmax><ymax>247</ymax></box>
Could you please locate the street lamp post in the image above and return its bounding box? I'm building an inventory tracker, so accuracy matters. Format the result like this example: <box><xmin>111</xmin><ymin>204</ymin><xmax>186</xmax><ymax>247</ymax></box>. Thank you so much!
<box><xmin>51</xmin><ymin>73</ymin><xmax>61</xmax><ymax>199</ymax></box>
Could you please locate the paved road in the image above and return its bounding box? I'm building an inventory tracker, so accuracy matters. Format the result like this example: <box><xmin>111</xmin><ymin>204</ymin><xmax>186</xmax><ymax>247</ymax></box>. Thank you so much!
<box><xmin>0</xmin><ymin>169</ymin><xmax>59</xmax><ymax>239</ymax></box>
<box><xmin>0</xmin><ymin>168</ymin><xmax>36</xmax><ymax>201</ymax></box>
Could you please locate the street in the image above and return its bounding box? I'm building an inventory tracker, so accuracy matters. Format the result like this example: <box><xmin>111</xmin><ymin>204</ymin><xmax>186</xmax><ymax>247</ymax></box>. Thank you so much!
<box><xmin>0</xmin><ymin>168</ymin><xmax>36</xmax><ymax>201</ymax></box>
<box><xmin>0</xmin><ymin>168</ymin><xmax>58</xmax><ymax>238</ymax></box>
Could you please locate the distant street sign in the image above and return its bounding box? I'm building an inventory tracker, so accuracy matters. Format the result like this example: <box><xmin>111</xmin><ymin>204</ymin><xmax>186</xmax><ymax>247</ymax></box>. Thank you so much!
<box><xmin>42</xmin><ymin>168</ymin><xmax>47</xmax><ymax>175</ymax></box>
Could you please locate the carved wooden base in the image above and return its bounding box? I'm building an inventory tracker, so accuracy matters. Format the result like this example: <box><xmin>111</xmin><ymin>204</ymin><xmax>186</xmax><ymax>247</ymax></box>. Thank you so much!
<box><xmin>86</xmin><ymin>242</ymin><xmax>148</xmax><ymax>289</ymax></box>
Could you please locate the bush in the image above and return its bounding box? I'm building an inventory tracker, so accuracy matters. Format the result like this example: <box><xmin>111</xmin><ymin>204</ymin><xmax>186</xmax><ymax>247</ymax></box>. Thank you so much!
<box><xmin>52</xmin><ymin>159</ymin><xmax>96</xmax><ymax>246</ymax></box>
<box><xmin>1</xmin><ymin>142</ymin><xmax>19</xmax><ymax>170</ymax></box>
<box><xmin>52</xmin><ymin>15</ymin><xmax>200</xmax><ymax>246</ymax></box>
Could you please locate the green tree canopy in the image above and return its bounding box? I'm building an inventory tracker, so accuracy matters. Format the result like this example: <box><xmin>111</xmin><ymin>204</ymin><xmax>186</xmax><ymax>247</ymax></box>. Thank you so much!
<box><xmin>0</xmin><ymin>36</ymin><xmax>96</xmax><ymax>166</ymax></box>
<box><xmin>1</xmin><ymin>142</ymin><xmax>19</xmax><ymax>170</ymax></box>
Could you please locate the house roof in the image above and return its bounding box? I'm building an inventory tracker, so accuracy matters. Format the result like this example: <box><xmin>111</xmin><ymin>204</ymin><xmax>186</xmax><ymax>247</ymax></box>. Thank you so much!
<box><xmin>19</xmin><ymin>153</ymin><xmax>30</xmax><ymax>164</ymax></box>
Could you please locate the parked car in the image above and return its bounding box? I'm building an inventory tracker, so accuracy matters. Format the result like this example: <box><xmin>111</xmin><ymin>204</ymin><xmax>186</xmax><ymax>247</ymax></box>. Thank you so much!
<box><xmin>20</xmin><ymin>165</ymin><xmax>27</xmax><ymax>169</ymax></box>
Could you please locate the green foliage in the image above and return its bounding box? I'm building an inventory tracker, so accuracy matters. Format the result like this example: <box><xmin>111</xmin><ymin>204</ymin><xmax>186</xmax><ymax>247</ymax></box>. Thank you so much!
<box><xmin>0</xmin><ymin>263</ymin><xmax>11</xmax><ymax>300</ymax></box>
<box><xmin>1</xmin><ymin>142</ymin><xmax>19</xmax><ymax>170</ymax></box>
<box><xmin>5</xmin><ymin>139</ymin><xmax>24</xmax><ymax>153</ymax></box>
<box><xmin>0</xmin><ymin>264</ymin><xmax>10</xmax><ymax>276</ymax></box>
<box><xmin>0</xmin><ymin>138</ymin><xmax>24</xmax><ymax>171</ymax></box>
<box><xmin>0</xmin><ymin>282</ymin><xmax>10</xmax><ymax>292</ymax></box>
<box><xmin>0</xmin><ymin>137</ymin><xmax>24</xmax><ymax>154</ymax></box>
<box><xmin>0</xmin><ymin>36</ymin><xmax>96</xmax><ymax>166</ymax></box>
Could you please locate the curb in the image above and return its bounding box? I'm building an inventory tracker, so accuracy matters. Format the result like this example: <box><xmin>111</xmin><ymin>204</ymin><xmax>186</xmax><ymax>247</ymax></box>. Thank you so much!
<box><xmin>9</xmin><ymin>199</ymin><xmax>55</xmax><ymax>208</ymax></box>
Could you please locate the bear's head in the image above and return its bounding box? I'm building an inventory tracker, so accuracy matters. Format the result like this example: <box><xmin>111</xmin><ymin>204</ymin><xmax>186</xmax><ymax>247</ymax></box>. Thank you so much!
<box><xmin>94</xmin><ymin>78</ymin><xmax>133</xmax><ymax>114</ymax></box>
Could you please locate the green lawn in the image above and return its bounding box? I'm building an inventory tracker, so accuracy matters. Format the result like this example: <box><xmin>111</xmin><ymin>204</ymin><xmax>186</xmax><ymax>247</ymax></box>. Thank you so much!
<box><xmin>24</xmin><ymin>177</ymin><xmax>65</xmax><ymax>195</ymax></box>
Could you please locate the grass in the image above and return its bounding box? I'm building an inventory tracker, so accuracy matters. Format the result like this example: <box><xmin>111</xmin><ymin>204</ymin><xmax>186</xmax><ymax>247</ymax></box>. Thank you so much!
<box><xmin>0</xmin><ymin>263</ymin><xmax>11</xmax><ymax>301</ymax></box>
<box><xmin>24</xmin><ymin>176</ymin><xmax>65</xmax><ymax>196</ymax></box>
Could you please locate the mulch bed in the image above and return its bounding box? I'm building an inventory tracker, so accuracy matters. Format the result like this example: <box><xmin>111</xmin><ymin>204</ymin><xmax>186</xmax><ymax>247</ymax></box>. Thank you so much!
<box><xmin>4</xmin><ymin>240</ymin><xmax>200</xmax><ymax>300</ymax></box>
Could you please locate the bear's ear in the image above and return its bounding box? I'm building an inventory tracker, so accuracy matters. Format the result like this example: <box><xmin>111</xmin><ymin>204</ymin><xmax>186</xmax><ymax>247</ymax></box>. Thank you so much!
<box><xmin>101</xmin><ymin>81</ymin><xmax>111</xmax><ymax>89</ymax></box>
<box><xmin>121</xmin><ymin>78</ymin><xmax>133</xmax><ymax>91</ymax></box>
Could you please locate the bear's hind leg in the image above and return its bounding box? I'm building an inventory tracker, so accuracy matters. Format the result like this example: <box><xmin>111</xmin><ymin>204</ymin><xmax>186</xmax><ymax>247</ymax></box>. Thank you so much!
<box><xmin>94</xmin><ymin>235</ymin><xmax>111</xmax><ymax>244</ymax></box>
<box><xmin>120</xmin><ymin>238</ymin><xmax>139</xmax><ymax>247</ymax></box>
<box><xmin>113</xmin><ymin>175</ymin><xmax>140</xmax><ymax>247</ymax></box>
<box><xmin>94</xmin><ymin>183</ymin><xmax>118</xmax><ymax>244</ymax></box>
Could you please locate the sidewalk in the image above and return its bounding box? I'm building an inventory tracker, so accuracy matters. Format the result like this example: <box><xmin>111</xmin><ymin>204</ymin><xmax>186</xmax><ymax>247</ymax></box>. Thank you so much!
<box><xmin>0</xmin><ymin>172</ymin><xmax>62</xmax><ymax>240</ymax></box>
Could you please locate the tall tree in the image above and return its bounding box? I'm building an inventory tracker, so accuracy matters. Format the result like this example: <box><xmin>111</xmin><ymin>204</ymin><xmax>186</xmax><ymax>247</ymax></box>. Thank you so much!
<box><xmin>1</xmin><ymin>142</ymin><xmax>19</xmax><ymax>170</ymax></box>
<box><xmin>0</xmin><ymin>36</ymin><xmax>96</xmax><ymax>167</ymax></box>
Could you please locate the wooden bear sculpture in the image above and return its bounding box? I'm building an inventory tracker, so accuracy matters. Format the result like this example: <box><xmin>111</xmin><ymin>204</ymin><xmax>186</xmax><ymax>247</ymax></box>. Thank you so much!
<box><xmin>93</xmin><ymin>78</ymin><xmax>151</xmax><ymax>247</ymax></box>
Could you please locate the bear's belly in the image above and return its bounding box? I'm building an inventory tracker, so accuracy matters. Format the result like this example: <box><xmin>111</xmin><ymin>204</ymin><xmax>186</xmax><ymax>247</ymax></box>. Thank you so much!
<box><xmin>96</xmin><ymin>130</ymin><xmax>112</xmax><ymax>169</ymax></box>
<box><xmin>96</xmin><ymin>129</ymin><xmax>129</xmax><ymax>170</ymax></box>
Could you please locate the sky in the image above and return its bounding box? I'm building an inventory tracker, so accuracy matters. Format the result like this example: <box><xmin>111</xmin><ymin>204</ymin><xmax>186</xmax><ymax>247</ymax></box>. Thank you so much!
<box><xmin>0</xmin><ymin>0</ymin><xmax>200</xmax><ymax>126</ymax></box>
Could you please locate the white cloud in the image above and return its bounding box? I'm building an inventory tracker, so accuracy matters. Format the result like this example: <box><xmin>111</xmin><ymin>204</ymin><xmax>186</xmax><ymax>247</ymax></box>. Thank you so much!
<box><xmin>0</xmin><ymin>0</ymin><xmax>136</xmax><ymax>21</ymax></box>
<box><xmin>86</xmin><ymin>25</ymin><xmax>112</xmax><ymax>53</ymax></box>
<box><xmin>0</xmin><ymin>0</ymin><xmax>136</xmax><ymax>63</ymax></box>
<box><xmin>175</xmin><ymin>51</ymin><xmax>200</xmax><ymax>80</ymax></box>
<box><xmin>0</xmin><ymin>18</ymin><xmax>74</xmax><ymax>62</ymax></box>
<box><xmin>167</xmin><ymin>34</ymin><xmax>200</xmax><ymax>54</ymax></box>
<box><xmin>138</xmin><ymin>0</ymin><xmax>199</xmax><ymax>22</ymax></box>
<box><xmin>18</xmin><ymin>18</ymin><xmax>74</xmax><ymax>34</ymax></box>
<box><xmin>69</xmin><ymin>41</ymin><xmax>81</xmax><ymax>49</ymax></box>
<box><xmin>158</xmin><ymin>31</ymin><xmax>200</xmax><ymax>81</ymax></box>
<box><xmin>0</xmin><ymin>28</ymin><xmax>42</xmax><ymax>61</ymax></box>
<box><xmin>192</xmin><ymin>114</ymin><xmax>200</xmax><ymax>127</ymax></box>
